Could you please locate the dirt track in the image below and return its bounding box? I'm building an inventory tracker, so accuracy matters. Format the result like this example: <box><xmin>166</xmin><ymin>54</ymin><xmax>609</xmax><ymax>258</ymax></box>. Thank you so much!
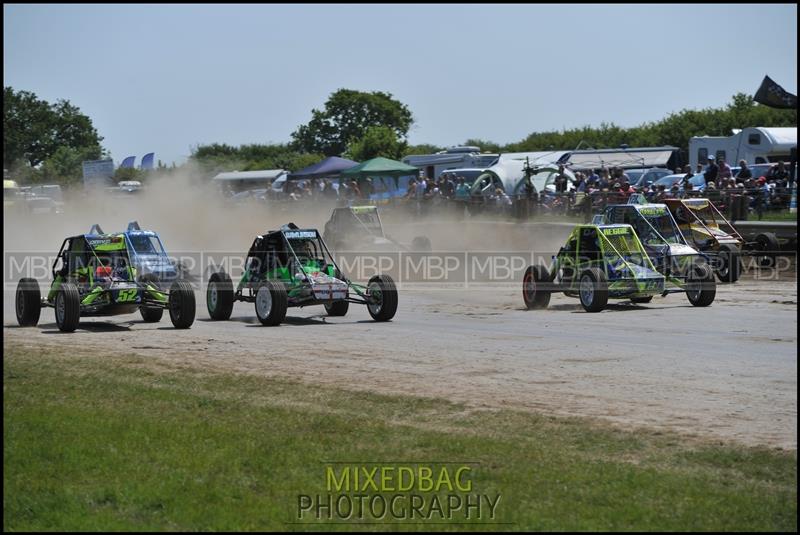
<box><xmin>3</xmin><ymin>180</ymin><xmax>797</xmax><ymax>450</ymax></box>
<box><xmin>4</xmin><ymin>266</ymin><xmax>796</xmax><ymax>450</ymax></box>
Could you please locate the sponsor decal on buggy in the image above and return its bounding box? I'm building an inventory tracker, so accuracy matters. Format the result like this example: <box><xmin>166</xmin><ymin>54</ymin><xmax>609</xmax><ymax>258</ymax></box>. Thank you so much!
<box><xmin>638</xmin><ymin>207</ymin><xmax>667</xmax><ymax>216</ymax></box>
<box><xmin>601</xmin><ymin>227</ymin><xmax>630</xmax><ymax>236</ymax></box>
<box><xmin>284</xmin><ymin>231</ymin><xmax>317</xmax><ymax>239</ymax></box>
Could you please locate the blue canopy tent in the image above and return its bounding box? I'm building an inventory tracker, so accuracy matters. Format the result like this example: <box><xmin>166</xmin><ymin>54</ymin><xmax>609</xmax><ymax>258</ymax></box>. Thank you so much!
<box><xmin>288</xmin><ymin>156</ymin><xmax>359</xmax><ymax>180</ymax></box>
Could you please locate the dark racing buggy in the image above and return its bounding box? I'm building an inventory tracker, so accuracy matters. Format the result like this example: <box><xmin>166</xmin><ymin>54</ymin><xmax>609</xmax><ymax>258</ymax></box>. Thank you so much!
<box><xmin>206</xmin><ymin>223</ymin><xmax>398</xmax><ymax>325</ymax></box>
<box><xmin>599</xmin><ymin>195</ymin><xmax>717</xmax><ymax>303</ymax></box>
<box><xmin>522</xmin><ymin>223</ymin><xmax>715</xmax><ymax>312</ymax></box>
<box><xmin>664</xmin><ymin>198</ymin><xmax>781</xmax><ymax>283</ymax></box>
<box><xmin>322</xmin><ymin>205</ymin><xmax>432</xmax><ymax>252</ymax></box>
<box><xmin>15</xmin><ymin>224</ymin><xmax>196</xmax><ymax>332</ymax></box>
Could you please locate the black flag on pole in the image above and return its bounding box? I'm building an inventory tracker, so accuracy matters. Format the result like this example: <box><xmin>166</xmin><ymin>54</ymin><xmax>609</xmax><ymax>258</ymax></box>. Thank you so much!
<box><xmin>753</xmin><ymin>75</ymin><xmax>797</xmax><ymax>109</ymax></box>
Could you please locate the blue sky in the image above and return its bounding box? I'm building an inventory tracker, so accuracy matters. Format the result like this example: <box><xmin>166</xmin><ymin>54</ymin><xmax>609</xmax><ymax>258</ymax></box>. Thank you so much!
<box><xmin>4</xmin><ymin>4</ymin><xmax>797</xmax><ymax>165</ymax></box>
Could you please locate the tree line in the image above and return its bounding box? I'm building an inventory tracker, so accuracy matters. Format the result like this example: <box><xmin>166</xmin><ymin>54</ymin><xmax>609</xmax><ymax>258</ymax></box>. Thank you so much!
<box><xmin>4</xmin><ymin>86</ymin><xmax>796</xmax><ymax>187</ymax></box>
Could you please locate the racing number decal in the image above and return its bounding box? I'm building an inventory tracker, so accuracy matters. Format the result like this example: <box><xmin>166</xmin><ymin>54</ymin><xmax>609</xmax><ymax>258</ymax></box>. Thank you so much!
<box><xmin>117</xmin><ymin>289</ymin><xmax>138</xmax><ymax>302</ymax></box>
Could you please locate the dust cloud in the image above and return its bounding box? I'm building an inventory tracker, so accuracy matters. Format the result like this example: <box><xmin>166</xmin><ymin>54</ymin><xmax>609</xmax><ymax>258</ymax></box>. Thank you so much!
<box><xmin>4</xmin><ymin>166</ymin><xmax>573</xmax><ymax>259</ymax></box>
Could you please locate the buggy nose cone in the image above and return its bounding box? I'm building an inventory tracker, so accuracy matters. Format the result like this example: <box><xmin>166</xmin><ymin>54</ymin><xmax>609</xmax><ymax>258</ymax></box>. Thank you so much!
<box><xmin>311</xmin><ymin>281</ymin><xmax>348</xmax><ymax>301</ymax></box>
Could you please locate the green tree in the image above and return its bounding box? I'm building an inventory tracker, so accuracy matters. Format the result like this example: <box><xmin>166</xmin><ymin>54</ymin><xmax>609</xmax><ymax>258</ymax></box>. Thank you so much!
<box><xmin>38</xmin><ymin>145</ymin><xmax>103</xmax><ymax>186</ymax></box>
<box><xmin>291</xmin><ymin>89</ymin><xmax>414</xmax><ymax>156</ymax></box>
<box><xmin>463</xmin><ymin>138</ymin><xmax>503</xmax><ymax>153</ymax></box>
<box><xmin>345</xmin><ymin>125</ymin><xmax>408</xmax><ymax>161</ymax></box>
<box><xmin>189</xmin><ymin>142</ymin><xmax>324</xmax><ymax>179</ymax></box>
<box><xmin>403</xmin><ymin>143</ymin><xmax>444</xmax><ymax>157</ymax></box>
<box><xmin>3</xmin><ymin>87</ymin><xmax>104</xmax><ymax>169</ymax></box>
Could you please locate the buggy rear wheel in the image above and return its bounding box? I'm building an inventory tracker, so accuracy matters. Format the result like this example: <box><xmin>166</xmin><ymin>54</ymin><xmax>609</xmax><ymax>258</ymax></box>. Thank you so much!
<box><xmin>578</xmin><ymin>268</ymin><xmax>608</xmax><ymax>313</ymax></box>
<box><xmin>715</xmin><ymin>243</ymin><xmax>742</xmax><ymax>283</ymax></box>
<box><xmin>255</xmin><ymin>281</ymin><xmax>287</xmax><ymax>326</ymax></box>
<box><xmin>686</xmin><ymin>262</ymin><xmax>716</xmax><ymax>307</ymax></box>
<box><xmin>522</xmin><ymin>265</ymin><xmax>552</xmax><ymax>309</ymax></box>
<box><xmin>367</xmin><ymin>275</ymin><xmax>397</xmax><ymax>322</ymax></box>
<box><xmin>55</xmin><ymin>283</ymin><xmax>81</xmax><ymax>332</ymax></box>
<box><xmin>324</xmin><ymin>300</ymin><xmax>349</xmax><ymax>317</ymax></box>
<box><xmin>139</xmin><ymin>274</ymin><xmax>164</xmax><ymax>322</ymax></box>
<box><xmin>168</xmin><ymin>280</ymin><xmax>195</xmax><ymax>329</ymax></box>
<box><xmin>207</xmin><ymin>272</ymin><xmax>234</xmax><ymax>320</ymax></box>
<box><xmin>754</xmin><ymin>232</ymin><xmax>779</xmax><ymax>268</ymax></box>
<box><xmin>16</xmin><ymin>278</ymin><xmax>42</xmax><ymax>326</ymax></box>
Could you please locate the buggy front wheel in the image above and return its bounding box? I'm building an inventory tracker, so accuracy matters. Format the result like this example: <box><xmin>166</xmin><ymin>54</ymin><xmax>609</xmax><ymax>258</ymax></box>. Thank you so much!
<box><xmin>686</xmin><ymin>262</ymin><xmax>716</xmax><ymax>307</ymax></box>
<box><xmin>168</xmin><ymin>281</ymin><xmax>196</xmax><ymax>329</ymax></box>
<box><xmin>55</xmin><ymin>283</ymin><xmax>81</xmax><ymax>332</ymax></box>
<box><xmin>367</xmin><ymin>275</ymin><xmax>397</xmax><ymax>322</ymax></box>
<box><xmin>255</xmin><ymin>281</ymin><xmax>287</xmax><ymax>326</ymax></box>
<box><xmin>578</xmin><ymin>268</ymin><xmax>608</xmax><ymax>313</ymax></box>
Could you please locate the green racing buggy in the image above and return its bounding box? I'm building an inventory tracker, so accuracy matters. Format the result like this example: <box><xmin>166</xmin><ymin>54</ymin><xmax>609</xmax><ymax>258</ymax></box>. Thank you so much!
<box><xmin>206</xmin><ymin>223</ymin><xmax>398</xmax><ymax>325</ymax></box>
<box><xmin>599</xmin><ymin>194</ymin><xmax>717</xmax><ymax>304</ymax></box>
<box><xmin>15</xmin><ymin>224</ymin><xmax>196</xmax><ymax>332</ymax></box>
<box><xmin>522</xmin><ymin>222</ymin><xmax>715</xmax><ymax>312</ymax></box>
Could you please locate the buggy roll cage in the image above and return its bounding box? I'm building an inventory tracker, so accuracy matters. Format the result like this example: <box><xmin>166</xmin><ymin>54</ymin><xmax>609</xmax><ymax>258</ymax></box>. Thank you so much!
<box><xmin>671</xmin><ymin>199</ymin><xmax>745</xmax><ymax>243</ymax></box>
<box><xmin>624</xmin><ymin>195</ymin><xmax>692</xmax><ymax>248</ymax></box>
<box><xmin>52</xmin><ymin>225</ymin><xmax>144</xmax><ymax>287</ymax></box>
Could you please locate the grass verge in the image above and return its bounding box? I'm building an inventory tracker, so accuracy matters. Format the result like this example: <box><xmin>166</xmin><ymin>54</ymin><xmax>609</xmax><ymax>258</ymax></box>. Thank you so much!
<box><xmin>4</xmin><ymin>343</ymin><xmax>796</xmax><ymax>531</ymax></box>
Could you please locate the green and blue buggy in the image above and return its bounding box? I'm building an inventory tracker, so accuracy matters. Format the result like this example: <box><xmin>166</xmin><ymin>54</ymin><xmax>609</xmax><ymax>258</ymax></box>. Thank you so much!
<box><xmin>15</xmin><ymin>224</ymin><xmax>196</xmax><ymax>332</ymax></box>
<box><xmin>206</xmin><ymin>223</ymin><xmax>398</xmax><ymax>325</ymax></box>
<box><xmin>599</xmin><ymin>195</ymin><xmax>717</xmax><ymax>303</ymax></box>
<box><xmin>522</xmin><ymin>223</ymin><xmax>715</xmax><ymax>313</ymax></box>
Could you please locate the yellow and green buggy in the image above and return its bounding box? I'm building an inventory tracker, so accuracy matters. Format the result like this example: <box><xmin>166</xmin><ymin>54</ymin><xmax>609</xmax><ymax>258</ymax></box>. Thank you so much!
<box><xmin>522</xmin><ymin>223</ymin><xmax>716</xmax><ymax>312</ymax></box>
<box><xmin>15</xmin><ymin>224</ymin><xmax>195</xmax><ymax>332</ymax></box>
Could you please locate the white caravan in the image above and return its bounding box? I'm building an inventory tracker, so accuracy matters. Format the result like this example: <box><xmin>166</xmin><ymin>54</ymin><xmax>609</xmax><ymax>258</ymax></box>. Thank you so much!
<box><xmin>689</xmin><ymin>127</ymin><xmax>797</xmax><ymax>168</ymax></box>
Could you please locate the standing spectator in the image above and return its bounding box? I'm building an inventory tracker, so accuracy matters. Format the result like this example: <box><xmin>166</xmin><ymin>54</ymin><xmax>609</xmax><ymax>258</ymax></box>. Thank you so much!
<box><xmin>695</xmin><ymin>162</ymin><xmax>705</xmax><ymax>175</ymax></box>
<box><xmin>405</xmin><ymin>179</ymin><xmax>417</xmax><ymax>199</ymax></box>
<box><xmin>493</xmin><ymin>187</ymin><xmax>512</xmax><ymax>215</ymax></box>
<box><xmin>554</xmin><ymin>164</ymin><xmax>569</xmax><ymax>193</ymax></box>
<box><xmin>703</xmin><ymin>155</ymin><xmax>718</xmax><ymax>186</ymax></box>
<box><xmin>598</xmin><ymin>168</ymin><xmax>610</xmax><ymax>190</ymax></box>
<box><xmin>443</xmin><ymin>173</ymin><xmax>456</xmax><ymax>198</ymax></box>
<box><xmin>771</xmin><ymin>161</ymin><xmax>789</xmax><ymax>186</ymax></box>
<box><xmin>347</xmin><ymin>180</ymin><xmax>361</xmax><ymax>200</ymax></box>
<box><xmin>736</xmin><ymin>160</ymin><xmax>752</xmax><ymax>182</ymax></box>
<box><xmin>575</xmin><ymin>172</ymin><xmax>587</xmax><ymax>192</ymax></box>
<box><xmin>717</xmin><ymin>157</ymin><xmax>732</xmax><ymax>184</ymax></box>
<box><xmin>681</xmin><ymin>165</ymin><xmax>694</xmax><ymax>188</ymax></box>
<box><xmin>586</xmin><ymin>168</ymin><xmax>600</xmax><ymax>187</ymax></box>
<box><xmin>455</xmin><ymin>177</ymin><xmax>470</xmax><ymax>200</ymax></box>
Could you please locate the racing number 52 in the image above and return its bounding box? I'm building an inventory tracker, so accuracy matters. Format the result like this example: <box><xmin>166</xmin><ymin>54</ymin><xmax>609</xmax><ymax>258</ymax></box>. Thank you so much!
<box><xmin>118</xmin><ymin>289</ymin><xmax>138</xmax><ymax>302</ymax></box>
